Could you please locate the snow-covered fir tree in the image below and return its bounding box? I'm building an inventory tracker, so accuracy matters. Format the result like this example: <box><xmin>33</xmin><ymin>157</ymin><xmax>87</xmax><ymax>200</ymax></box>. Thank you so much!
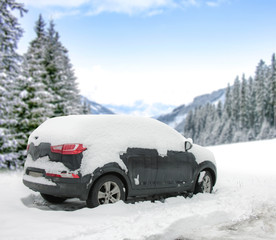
<box><xmin>254</xmin><ymin>60</ymin><xmax>267</xmax><ymax>135</ymax></box>
<box><xmin>18</xmin><ymin>15</ymin><xmax>54</xmax><ymax>157</ymax></box>
<box><xmin>0</xmin><ymin>0</ymin><xmax>27</xmax><ymax>168</ymax></box>
<box><xmin>240</xmin><ymin>74</ymin><xmax>248</xmax><ymax>130</ymax></box>
<box><xmin>270</xmin><ymin>54</ymin><xmax>276</xmax><ymax>128</ymax></box>
<box><xmin>231</xmin><ymin>76</ymin><xmax>241</xmax><ymax>125</ymax></box>
<box><xmin>246</xmin><ymin>76</ymin><xmax>256</xmax><ymax>138</ymax></box>
<box><xmin>44</xmin><ymin>21</ymin><xmax>81</xmax><ymax>116</ymax></box>
<box><xmin>82</xmin><ymin>99</ymin><xmax>92</xmax><ymax>114</ymax></box>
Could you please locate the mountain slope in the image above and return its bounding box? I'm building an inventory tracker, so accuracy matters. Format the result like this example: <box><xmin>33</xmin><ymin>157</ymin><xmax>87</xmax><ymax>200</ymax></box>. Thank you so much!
<box><xmin>157</xmin><ymin>88</ymin><xmax>225</xmax><ymax>133</ymax></box>
<box><xmin>105</xmin><ymin>100</ymin><xmax>175</xmax><ymax>117</ymax></box>
<box><xmin>82</xmin><ymin>96</ymin><xmax>114</xmax><ymax>115</ymax></box>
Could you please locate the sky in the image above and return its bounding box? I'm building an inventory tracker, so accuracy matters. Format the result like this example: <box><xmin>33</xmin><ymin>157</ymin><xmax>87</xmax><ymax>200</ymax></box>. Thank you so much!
<box><xmin>17</xmin><ymin>0</ymin><xmax>276</xmax><ymax>109</ymax></box>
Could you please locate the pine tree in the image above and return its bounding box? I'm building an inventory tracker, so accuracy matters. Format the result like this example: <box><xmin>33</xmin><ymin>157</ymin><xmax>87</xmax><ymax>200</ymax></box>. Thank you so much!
<box><xmin>53</xmin><ymin>32</ymin><xmax>81</xmax><ymax>115</ymax></box>
<box><xmin>254</xmin><ymin>60</ymin><xmax>267</xmax><ymax>134</ymax></box>
<box><xmin>270</xmin><ymin>54</ymin><xmax>276</xmax><ymax>128</ymax></box>
<box><xmin>231</xmin><ymin>76</ymin><xmax>241</xmax><ymax>124</ymax></box>
<box><xmin>212</xmin><ymin>101</ymin><xmax>223</xmax><ymax>144</ymax></box>
<box><xmin>224</xmin><ymin>84</ymin><xmax>232</xmax><ymax>119</ymax></box>
<box><xmin>44</xmin><ymin>21</ymin><xmax>81</xmax><ymax>116</ymax></box>
<box><xmin>247</xmin><ymin>77</ymin><xmax>256</xmax><ymax>130</ymax></box>
<box><xmin>216</xmin><ymin>101</ymin><xmax>222</xmax><ymax>118</ymax></box>
<box><xmin>19</xmin><ymin>15</ymin><xmax>54</xmax><ymax>153</ymax></box>
<box><xmin>0</xmin><ymin>0</ymin><xmax>27</xmax><ymax>168</ymax></box>
<box><xmin>203</xmin><ymin>103</ymin><xmax>217</xmax><ymax>145</ymax></box>
<box><xmin>82</xmin><ymin>99</ymin><xmax>92</xmax><ymax>114</ymax></box>
<box><xmin>240</xmin><ymin>74</ymin><xmax>248</xmax><ymax>130</ymax></box>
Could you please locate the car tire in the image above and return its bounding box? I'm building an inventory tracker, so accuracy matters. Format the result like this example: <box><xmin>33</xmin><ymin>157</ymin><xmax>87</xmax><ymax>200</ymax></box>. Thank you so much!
<box><xmin>40</xmin><ymin>193</ymin><xmax>67</xmax><ymax>204</ymax></box>
<box><xmin>86</xmin><ymin>175</ymin><xmax>125</xmax><ymax>208</ymax></box>
<box><xmin>195</xmin><ymin>170</ymin><xmax>213</xmax><ymax>194</ymax></box>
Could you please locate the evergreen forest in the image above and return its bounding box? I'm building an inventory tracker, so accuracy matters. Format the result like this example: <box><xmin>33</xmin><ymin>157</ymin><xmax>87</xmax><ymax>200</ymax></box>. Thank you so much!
<box><xmin>184</xmin><ymin>56</ymin><xmax>276</xmax><ymax>146</ymax></box>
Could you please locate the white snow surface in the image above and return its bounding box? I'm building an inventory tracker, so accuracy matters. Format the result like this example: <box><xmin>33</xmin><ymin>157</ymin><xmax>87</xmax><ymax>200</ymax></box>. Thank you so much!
<box><xmin>23</xmin><ymin>174</ymin><xmax>57</xmax><ymax>186</ymax></box>
<box><xmin>24</xmin><ymin>155</ymin><xmax>70</xmax><ymax>174</ymax></box>
<box><xmin>1</xmin><ymin>138</ymin><xmax>276</xmax><ymax>240</ymax></box>
<box><xmin>27</xmin><ymin>115</ymin><xmax>189</xmax><ymax>175</ymax></box>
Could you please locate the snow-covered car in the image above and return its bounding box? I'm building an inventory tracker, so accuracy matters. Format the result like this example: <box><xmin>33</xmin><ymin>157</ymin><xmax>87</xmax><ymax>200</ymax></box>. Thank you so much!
<box><xmin>23</xmin><ymin>115</ymin><xmax>217</xmax><ymax>208</ymax></box>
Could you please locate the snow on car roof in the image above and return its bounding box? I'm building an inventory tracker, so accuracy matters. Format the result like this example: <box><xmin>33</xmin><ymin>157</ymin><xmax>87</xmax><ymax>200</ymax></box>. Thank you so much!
<box><xmin>28</xmin><ymin>115</ymin><xmax>186</xmax><ymax>175</ymax></box>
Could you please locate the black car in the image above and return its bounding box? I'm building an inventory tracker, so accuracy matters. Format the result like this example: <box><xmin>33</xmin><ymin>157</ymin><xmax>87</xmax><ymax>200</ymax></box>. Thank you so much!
<box><xmin>23</xmin><ymin>115</ymin><xmax>217</xmax><ymax>208</ymax></box>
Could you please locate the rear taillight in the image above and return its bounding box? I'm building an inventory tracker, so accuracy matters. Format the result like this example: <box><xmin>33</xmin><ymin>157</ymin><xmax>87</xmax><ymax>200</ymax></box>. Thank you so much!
<box><xmin>46</xmin><ymin>173</ymin><xmax>80</xmax><ymax>179</ymax></box>
<box><xmin>27</xmin><ymin>144</ymin><xmax>30</xmax><ymax>151</ymax></box>
<box><xmin>50</xmin><ymin>144</ymin><xmax>87</xmax><ymax>155</ymax></box>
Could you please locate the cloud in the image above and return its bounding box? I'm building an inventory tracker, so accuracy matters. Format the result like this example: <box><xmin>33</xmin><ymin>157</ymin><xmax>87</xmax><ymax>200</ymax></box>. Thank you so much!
<box><xmin>21</xmin><ymin>0</ymin><xmax>229</xmax><ymax>16</ymax></box>
<box><xmin>147</xmin><ymin>9</ymin><xmax>164</xmax><ymax>17</ymax></box>
<box><xmin>22</xmin><ymin>0</ymin><xmax>89</xmax><ymax>8</ymax></box>
<box><xmin>206</xmin><ymin>0</ymin><xmax>229</xmax><ymax>7</ymax></box>
<box><xmin>85</xmin><ymin>0</ymin><xmax>175</xmax><ymax>16</ymax></box>
<box><xmin>51</xmin><ymin>10</ymin><xmax>81</xmax><ymax>19</ymax></box>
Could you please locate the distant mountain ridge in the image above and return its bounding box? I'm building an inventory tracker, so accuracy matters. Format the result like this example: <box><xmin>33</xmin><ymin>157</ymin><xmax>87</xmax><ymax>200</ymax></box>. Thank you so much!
<box><xmin>105</xmin><ymin>100</ymin><xmax>175</xmax><ymax>117</ymax></box>
<box><xmin>82</xmin><ymin>96</ymin><xmax>114</xmax><ymax>115</ymax></box>
<box><xmin>157</xmin><ymin>88</ymin><xmax>225</xmax><ymax>133</ymax></box>
<box><xmin>81</xmin><ymin>88</ymin><xmax>225</xmax><ymax>131</ymax></box>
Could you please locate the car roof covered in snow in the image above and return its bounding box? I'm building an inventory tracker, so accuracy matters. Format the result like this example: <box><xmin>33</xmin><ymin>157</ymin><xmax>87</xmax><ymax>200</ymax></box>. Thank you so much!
<box><xmin>29</xmin><ymin>115</ymin><xmax>185</xmax><ymax>149</ymax></box>
<box><xmin>28</xmin><ymin>115</ymin><xmax>186</xmax><ymax>174</ymax></box>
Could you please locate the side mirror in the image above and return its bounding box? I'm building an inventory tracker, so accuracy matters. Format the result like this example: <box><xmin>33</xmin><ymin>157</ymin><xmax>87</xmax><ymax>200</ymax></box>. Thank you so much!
<box><xmin>185</xmin><ymin>138</ymin><xmax>193</xmax><ymax>151</ymax></box>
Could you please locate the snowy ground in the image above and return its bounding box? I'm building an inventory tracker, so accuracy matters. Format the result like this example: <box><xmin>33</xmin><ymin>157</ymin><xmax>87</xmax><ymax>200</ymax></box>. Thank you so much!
<box><xmin>1</xmin><ymin>139</ymin><xmax>276</xmax><ymax>240</ymax></box>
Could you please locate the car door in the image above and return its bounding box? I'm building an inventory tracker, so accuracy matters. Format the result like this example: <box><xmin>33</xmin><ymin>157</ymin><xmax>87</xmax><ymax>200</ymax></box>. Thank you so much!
<box><xmin>155</xmin><ymin>151</ymin><xmax>198</xmax><ymax>189</ymax></box>
<box><xmin>120</xmin><ymin>148</ymin><xmax>158</xmax><ymax>189</ymax></box>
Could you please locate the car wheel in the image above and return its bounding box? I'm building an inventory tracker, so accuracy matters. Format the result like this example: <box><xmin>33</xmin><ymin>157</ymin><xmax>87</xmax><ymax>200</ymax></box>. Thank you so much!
<box><xmin>40</xmin><ymin>193</ymin><xmax>67</xmax><ymax>204</ymax></box>
<box><xmin>86</xmin><ymin>175</ymin><xmax>125</xmax><ymax>208</ymax></box>
<box><xmin>195</xmin><ymin>170</ymin><xmax>213</xmax><ymax>194</ymax></box>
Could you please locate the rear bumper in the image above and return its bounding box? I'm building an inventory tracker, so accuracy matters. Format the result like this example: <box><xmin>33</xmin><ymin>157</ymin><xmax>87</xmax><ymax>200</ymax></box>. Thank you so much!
<box><xmin>23</xmin><ymin>169</ymin><xmax>91</xmax><ymax>201</ymax></box>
